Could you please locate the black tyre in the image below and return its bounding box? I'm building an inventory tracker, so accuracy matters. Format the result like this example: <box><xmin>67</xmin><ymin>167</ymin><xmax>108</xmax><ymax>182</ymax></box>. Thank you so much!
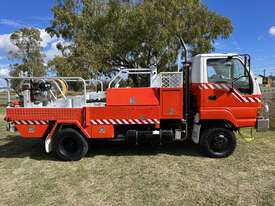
<box><xmin>53</xmin><ymin>128</ymin><xmax>88</xmax><ymax>161</ymax></box>
<box><xmin>200</xmin><ymin>127</ymin><xmax>236</xmax><ymax>158</ymax></box>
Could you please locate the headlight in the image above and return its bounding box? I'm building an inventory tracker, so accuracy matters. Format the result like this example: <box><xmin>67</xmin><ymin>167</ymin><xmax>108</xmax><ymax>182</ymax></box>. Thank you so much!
<box><xmin>264</xmin><ymin>104</ymin><xmax>269</xmax><ymax>114</ymax></box>
<box><xmin>257</xmin><ymin>103</ymin><xmax>269</xmax><ymax>118</ymax></box>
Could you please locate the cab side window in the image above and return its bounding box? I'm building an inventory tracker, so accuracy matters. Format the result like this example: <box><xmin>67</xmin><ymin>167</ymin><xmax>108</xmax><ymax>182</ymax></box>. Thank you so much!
<box><xmin>207</xmin><ymin>58</ymin><xmax>252</xmax><ymax>94</ymax></box>
<box><xmin>207</xmin><ymin>60</ymin><xmax>231</xmax><ymax>83</ymax></box>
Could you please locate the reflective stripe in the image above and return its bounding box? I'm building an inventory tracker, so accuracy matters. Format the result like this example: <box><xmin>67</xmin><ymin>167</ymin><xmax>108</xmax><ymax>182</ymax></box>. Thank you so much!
<box><xmin>109</xmin><ymin>119</ymin><xmax>117</xmax><ymax>125</ymax></box>
<box><xmin>128</xmin><ymin>119</ymin><xmax>136</xmax><ymax>124</ymax></box>
<box><xmin>90</xmin><ymin>120</ymin><xmax>97</xmax><ymax>125</ymax></box>
<box><xmin>255</xmin><ymin>97</ymin><xmax>261</xmax><ymax>102</ymax></box>
<box><xmin>134</xmin><ymin>119</ymin><xmax>142</xmax><ymax>124</ymax></box>
<box><xmin>40</xmin><ymin>120</ymin><xmax>47</xmax><ymax>125</ymax></box>
<box><xmin>103</xmin><ymin>119</ymin><xmax>110</xmax><ymax>124</ymax></box>
<box><xmin>232</xmin><ymin>93</ymin><xmax>243</xmax><ymax>103</ymax></box>
<box><xmin>208</xmin><ymin>84</ymin><xmax>215</xmax><ymax>89</ymax></box>
<box><xmin>122</xmin><ymin>119</ymin><xmax>129</xmax><ymax>124</ymax></box>
<box><xmin>202</xmin><ymin>84</ymin><xmax>208</xmax><ymax>89</ymax></box>
<box><xmin>221</xmin><ymin>84</ymin><xmax>230</xmax><ymax>91</ymax></box>
<box><xmin>154</xmin><ymin>118</ymin><xmax>160</xmax><ymax>124</ymax></box>
<box><xmin>214</xmin><ymin>84</ymin><xmax>223</xmax><ymax>89</ymax></box>
<box><xmin>248</xmin><ymin>97</ymin><xmax>255</xmax><ymax>103</ymax></box>
<box><xmin>97</xmin><ymin>120</ymin><xmax>104</xmax><ymax>125</ymax></box>
<box><xmin>116</xmin><ymin>119</ymin><xmax>123</xmax><ymax>124</ymax></box>
<box><xmin>89</xmin><ymin>119</ymin><xmax>160</xmax><ymax>125</ymax></box>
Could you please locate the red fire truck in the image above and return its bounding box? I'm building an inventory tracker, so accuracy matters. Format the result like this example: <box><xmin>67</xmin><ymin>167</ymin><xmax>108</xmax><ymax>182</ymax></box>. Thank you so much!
<box><xmin>2</xmin><ymin>42</ymin><xmax>269</xmax><ymax>161</ymax></box>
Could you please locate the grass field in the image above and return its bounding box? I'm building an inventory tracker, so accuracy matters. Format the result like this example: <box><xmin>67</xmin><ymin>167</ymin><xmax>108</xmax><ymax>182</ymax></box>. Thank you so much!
<box><xmin>0</xmin><ymin>99</ymin><xmax>275</xmax><ymax>205</ymax></box>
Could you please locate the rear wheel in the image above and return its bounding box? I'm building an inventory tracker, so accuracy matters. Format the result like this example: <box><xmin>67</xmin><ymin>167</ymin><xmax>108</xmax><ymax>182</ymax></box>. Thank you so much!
<box><xmin>53</xmin><ymin>128</ymin><xmax>88</xmax><ymax>161</ymax></box>
<box><xmin>200</xmin><ymin>127</ymin><xmax>236</xmax><ymax>158</ymax></box>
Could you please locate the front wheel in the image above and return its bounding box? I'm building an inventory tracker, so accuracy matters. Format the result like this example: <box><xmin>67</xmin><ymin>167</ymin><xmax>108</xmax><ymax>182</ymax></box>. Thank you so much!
<box><xmin>200</xmin><ymin>127</ymin><xmax>236</xmax><ymax>158</ymax></box>
<box><xmin>53</xmin><ymin>128</ymin><xmax>88</xmax><ymax>161</ymax></box>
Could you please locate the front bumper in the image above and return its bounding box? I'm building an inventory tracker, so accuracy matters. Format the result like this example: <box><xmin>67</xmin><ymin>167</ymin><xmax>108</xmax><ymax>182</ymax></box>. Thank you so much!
<box><xmin>256</xmin><ymin>118</ymin><xmax>270</xmax><ymax>131</ymax></box>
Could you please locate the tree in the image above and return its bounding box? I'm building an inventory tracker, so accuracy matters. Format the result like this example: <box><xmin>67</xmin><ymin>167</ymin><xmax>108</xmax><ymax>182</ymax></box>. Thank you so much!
<box><xmin>47</xmin><ymin>0</ymin><xmax>232</xmax><ymax>78</ymax></box>
<box><xmin>9</xmin><ymin>28</ymin><xmax>46</xmax><ymax>77</ymax></box>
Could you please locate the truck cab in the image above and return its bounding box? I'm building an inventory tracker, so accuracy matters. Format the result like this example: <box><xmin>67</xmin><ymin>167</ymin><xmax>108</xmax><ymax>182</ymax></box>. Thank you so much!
<box><xmin>191</xmin><ymin>54</ymin><xmax>266</xmax><ymax>128</ymax></box>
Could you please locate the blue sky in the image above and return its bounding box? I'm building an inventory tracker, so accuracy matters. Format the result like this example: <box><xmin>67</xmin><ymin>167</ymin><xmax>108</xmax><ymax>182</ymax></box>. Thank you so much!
<box><xmin>0</xmin><ymin>0</ymin><xmax>275</xmax><ymax>76</ymax></box>
<box><xmin>204</xmin><ymin>0</ymin><xmax>275</xmax><ymax>76</ymax></box>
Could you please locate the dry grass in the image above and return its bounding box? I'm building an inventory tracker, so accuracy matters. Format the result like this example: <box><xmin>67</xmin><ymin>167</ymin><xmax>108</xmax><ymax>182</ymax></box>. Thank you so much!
<box><xmin>0</xmin><ymin>97</ymin><xmax>275</xmax><ymax>205</ymax></box>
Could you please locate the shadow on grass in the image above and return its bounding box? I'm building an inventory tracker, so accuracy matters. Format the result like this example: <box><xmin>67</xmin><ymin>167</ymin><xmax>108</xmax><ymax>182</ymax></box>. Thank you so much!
<box><xmin>0</xmin><ymin>135</ymin><xmax>203</xmax><ymax>161</ymax></box>
<box><xmin>0</xmin><ymin>135</ymin><xmax>57</xmax><ymax>161</ymax></box>
<box><xmin>87</xmin><ymin>140</ymin><xmax>202</xmax><ymax>158</ymax></box>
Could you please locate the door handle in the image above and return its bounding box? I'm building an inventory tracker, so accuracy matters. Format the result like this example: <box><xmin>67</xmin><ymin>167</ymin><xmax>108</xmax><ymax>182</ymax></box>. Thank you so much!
<box><xmin>208</xmin><ymin>95</ymin><xmax>217</xmax><ymax>100</ymax></box>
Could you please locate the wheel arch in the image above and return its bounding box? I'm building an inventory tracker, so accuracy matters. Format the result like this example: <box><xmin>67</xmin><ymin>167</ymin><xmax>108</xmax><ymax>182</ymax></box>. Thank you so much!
<box><xmin>45</xmin><ymin>120</ymin><xmax>90</xmax><ymax>154</ymax></box>
<box><xmin>200</xmin><ymin>119</ymin><xmax>238</xmax><ymax>131</ymax></box>
<box><xmin>191</xmin><ymin>119</ymin><xmax>237</xmax><ymax>145</ymax></box>
<box><xmin>50</xmin><ymin>120</ymin><xmax>90</xmax><ymax>139</ymax></box>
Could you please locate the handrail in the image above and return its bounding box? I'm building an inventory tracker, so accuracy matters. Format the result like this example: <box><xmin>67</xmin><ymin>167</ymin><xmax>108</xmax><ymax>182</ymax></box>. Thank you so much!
<box><xmin>108</xmin><ymin>68</ymin><xmax>153</xmax><ymax>88</ymax></box>
<box><xmin>0</xmin><ymin>76</ymin><xmax>87</xmax><ymax>103</ymax></box>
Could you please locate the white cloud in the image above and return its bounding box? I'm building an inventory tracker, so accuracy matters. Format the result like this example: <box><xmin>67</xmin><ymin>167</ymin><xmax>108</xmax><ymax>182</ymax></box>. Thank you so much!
<box><xmin>0</xmin><ymin>64</ymin><xmax>10</xmax><ymax>76</ymax></box>
<box><xmin>44</xmin><ymin>40</ymin><xmax>63</xmax><ymax>62</ymax></box>
<box><xmin>0</xmin><ymin>65</ymin><xmax>10</xmax><ymax>88</ymax></box>
<box><xmin>40</xmin><ymin>29</ymin><xmax>64</xmax><ymax>62</ymax></box>
<box><xmin>39</xmin><ymin>29</ymin><xmax>58</xmax><ymax>48</ymax></box>
<box><xmin>0</xmin><ymin>19</ymin><xmax>26</xmax><ymax>28</ymax></box>
<box><xmin>0</xmin><ymin>33</ymin><xmax>18</xmax><ymax>54</ymax></box>
<box><xmin>269</xmin><ymin>26</ymin><xmax>275</xmax><ymax>36</ymax></box>
<box><xmin>0</xmin><ymin>29</ymin><xmax>63</xmax><ymax>63</ymax></box>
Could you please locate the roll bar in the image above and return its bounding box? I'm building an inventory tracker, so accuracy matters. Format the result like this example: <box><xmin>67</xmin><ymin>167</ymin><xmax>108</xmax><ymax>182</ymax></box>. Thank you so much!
<box><xmin>1</xmin><ymin>76</ymin><xmax>87</xmax><ymax>103</ymax></box>
<box><xmin>108</xmin><ymin>68</ymin><xmax>156</xmax><ymax>88</ymax></box>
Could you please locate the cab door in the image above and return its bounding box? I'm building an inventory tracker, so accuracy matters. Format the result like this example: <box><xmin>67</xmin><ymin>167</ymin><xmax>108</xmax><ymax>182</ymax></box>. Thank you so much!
<box><xmin>200</xmin><ymin>57</ymin><xmax>260</xmax><ymax>127</ymax></box>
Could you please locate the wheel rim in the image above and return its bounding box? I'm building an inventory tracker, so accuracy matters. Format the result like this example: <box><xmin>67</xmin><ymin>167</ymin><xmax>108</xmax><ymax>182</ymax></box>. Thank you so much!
<box><xmin>210</xmin><ymin>132</ymin><xmax>229</xmax><ymax>152</ymax></box>
<box><xmin>60</xmin><ymin>137</ymin><xmax>79</xmax><ymax>155</ymax></box>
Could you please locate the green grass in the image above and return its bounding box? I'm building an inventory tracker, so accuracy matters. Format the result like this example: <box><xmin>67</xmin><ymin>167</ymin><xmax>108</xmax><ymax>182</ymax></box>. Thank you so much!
<box><xmin>0</xmin><ymin>107</ymin><xmax>4</xmax><ymax>114</ymax></box>
<box><xmin>0</xmin><ymin>108</ymin><xmax>275</xmax><ymax>205</ymax></box>
<box><xmin>0</xmin><ymin>91</ymin><xmax>17</xmax><ymax>106</ymax></box>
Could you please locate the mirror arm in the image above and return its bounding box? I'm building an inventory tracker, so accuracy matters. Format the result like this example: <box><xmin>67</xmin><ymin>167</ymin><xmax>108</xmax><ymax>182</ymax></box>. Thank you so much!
<box><xmin>231</xmin><ymin>81</ymin><xmax>234</xmax><ymax>92</ymax></box>
<box><xmin>230</xmin><ymin>75</ymin><xmax>246</xmax><ymax>92</ymax></box>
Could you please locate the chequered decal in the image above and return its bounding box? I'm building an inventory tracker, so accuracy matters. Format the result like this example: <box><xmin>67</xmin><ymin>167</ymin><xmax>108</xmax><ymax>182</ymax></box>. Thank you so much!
<box><xmin>13</xmin><ymin>120</ymin><xmax>49</xmax><ymax>125</ymax></box>
<box><xmin>90</xmin><ymin>119</ymin><xmax>160</xmax><ymax>125</ymax></box>
<box><xmin>198</xmin><ymin>83</ymin><xmax>262</xmax><ymax>103</ymax></box>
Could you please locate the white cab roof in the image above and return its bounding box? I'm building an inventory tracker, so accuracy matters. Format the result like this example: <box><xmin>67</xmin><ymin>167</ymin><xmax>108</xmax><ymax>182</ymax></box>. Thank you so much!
<box><xmin>194</xmin><ymin>53</ymin><xmax>238</xmax><ymax>58</ymax></box>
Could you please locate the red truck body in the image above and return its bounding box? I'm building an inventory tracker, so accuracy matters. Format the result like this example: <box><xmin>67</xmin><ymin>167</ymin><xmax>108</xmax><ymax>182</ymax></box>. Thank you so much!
<box><xmin>6</xmin><ymin>84</ymin><xmax>262</xmax><ymax>140</ymax></box>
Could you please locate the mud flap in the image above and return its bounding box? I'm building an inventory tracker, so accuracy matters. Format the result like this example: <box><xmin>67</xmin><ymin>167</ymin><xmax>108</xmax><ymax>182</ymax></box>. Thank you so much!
<box><xmin>192</xmin><ymin>123</ymin><xmax>201</xmax><ymax>144</ymax></box>
<box><xmin>45</xmin><ymin>135</ymin><xmax>52</xmax><ymax>153</ymax></box>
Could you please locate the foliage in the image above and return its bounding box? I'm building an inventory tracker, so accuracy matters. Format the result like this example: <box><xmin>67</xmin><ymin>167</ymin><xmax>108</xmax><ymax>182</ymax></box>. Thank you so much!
<box><xmin>47</xmin><ymin>0</ymin><xmax>233</xmax><ymax>78</ymax></box>
<box><xmin>9</xmin><ymin>28</ymin><xmax>46</xmax><ymax>77</ymax></box>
